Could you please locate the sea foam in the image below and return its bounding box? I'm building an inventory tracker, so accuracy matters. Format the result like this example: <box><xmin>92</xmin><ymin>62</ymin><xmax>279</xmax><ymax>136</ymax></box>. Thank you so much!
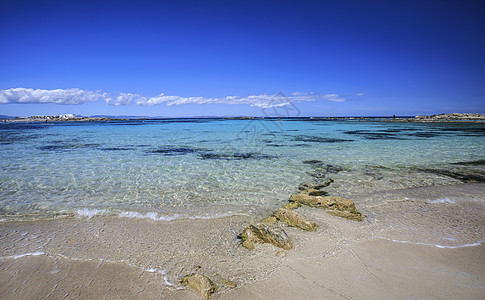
<box><xmin>426</xmin><ymin>197</ymin><xmax>456</xmax><ymax>204</ymax></box>
<box><xmin>75</xmin><ymin>208</ymin><xmax>108</xmax><ymax>219</ymax></box>
<box><xmin>387</xmin><ymin>238</ymin><xmax>484</xmax><ymax>249</ymax></box>
<box><xmin>118</xmin><ymin>211</ymin><xmax>181</xmax><ymax>221</ymax></box>
<box><xmin>0</xmin><ymin>251</ymin><xmax>45</xmax><ymax>260</ymax></box>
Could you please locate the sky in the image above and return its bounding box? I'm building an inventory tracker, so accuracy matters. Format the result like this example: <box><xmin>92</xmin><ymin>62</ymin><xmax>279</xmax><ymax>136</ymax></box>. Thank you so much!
<box><xmin>1</xmin><ymin>0</ymin><xmax>484</xmax><ymax>117</ymax></box>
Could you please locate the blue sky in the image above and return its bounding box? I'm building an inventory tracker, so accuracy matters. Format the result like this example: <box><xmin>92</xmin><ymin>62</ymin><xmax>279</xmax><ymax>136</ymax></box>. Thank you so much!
<box><xmin>1</xmin><ymin>0</ymin><xmax>484</xmax><ymax>117</ymax></box>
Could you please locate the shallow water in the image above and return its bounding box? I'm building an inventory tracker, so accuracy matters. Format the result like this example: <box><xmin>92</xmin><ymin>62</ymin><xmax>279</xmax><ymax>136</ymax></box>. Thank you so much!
<box><xmin>1</xmin><ymin>119</ymin><xmax>484</xmax><ymax>221</ymax></box>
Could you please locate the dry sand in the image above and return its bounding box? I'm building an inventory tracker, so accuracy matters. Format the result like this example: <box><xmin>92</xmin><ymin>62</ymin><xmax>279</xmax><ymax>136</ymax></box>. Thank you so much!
<box><xmin>1</xmin><ymin>183</ymin><xmax>484</xmax><ymax>299</ymax></box>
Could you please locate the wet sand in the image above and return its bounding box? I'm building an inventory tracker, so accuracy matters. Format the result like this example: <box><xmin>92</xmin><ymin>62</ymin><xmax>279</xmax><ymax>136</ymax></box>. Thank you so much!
<box><xmin>1</xmin><ymin>183</ymin><xmax>484</xmax><ymax>299</ymax></box>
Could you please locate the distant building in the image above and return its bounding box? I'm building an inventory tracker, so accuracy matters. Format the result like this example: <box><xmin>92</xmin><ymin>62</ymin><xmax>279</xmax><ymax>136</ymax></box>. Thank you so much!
<box><xmin>28</xmin><ymin>114</ymin><xmax>77</xmax><ymax>120</ymax></box>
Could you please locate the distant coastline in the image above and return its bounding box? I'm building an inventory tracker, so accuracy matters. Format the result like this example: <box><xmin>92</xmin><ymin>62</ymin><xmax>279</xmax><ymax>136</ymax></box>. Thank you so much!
<box><xmin>386</xmin><ymin>113</ymin><xmax>485</xmax><ymax>123</ymax></box>
<box><xmin>1</xmin><ymin>112</ymin><xmax>485</xmax><ymax>123</ymax></box>
<box><xmin>1</xmin><ymin>114</ymin><xmax>126</xmax><ymax>122</ymax></box>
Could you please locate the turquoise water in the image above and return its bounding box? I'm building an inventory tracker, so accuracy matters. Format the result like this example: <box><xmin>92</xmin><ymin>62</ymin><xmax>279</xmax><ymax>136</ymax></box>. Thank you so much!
<box><xmin>1</xmin><ymin>119</ymin><xmax>484</xmax><ymax>221</ymax></box>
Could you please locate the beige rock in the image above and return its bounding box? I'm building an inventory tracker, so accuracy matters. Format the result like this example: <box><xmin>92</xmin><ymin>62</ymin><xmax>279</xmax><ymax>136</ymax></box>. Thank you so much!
<box><xmin>275</xmin><ymin>250</ymin><xmax>286</xmax><ymax>257</ymax></box>
<box><xmin>289</xmin><ymin>194</ymin><xmax>357</xmax><ymax>212</ymax></box>
<box><xmin>275</xmin><ymin>208</ymin><xmax>318</xmax><ymax>231</ymax></box>
<box><xmin>224</xmin><ymin>280</ymin><xmax>237</xmax><ymax>288</ymax></box>
<box><xmin>241</xmin><ymin>223</ymin><xmax>292</xmax><ymax>250</ymax></box>
<box><xmin>262</xmin><ymin>216</ymin><xmax>278</xmax><ymax>223</ymax></box>
<box><xmin>281</xmin><ymin>201</ymin><xmax>301</xmax><ymax>210</ymax></box>
<box><xmin>182</xmin><ymin>273</ymin><xmax>216</xmax><ymax>299</ymax></box>
<box><xmin>240</xmin><ymin>226</ymin><xmax>259</xmax><ymax>249</ymax></box>
<box><xmin>211</xmin><ymin>274</ymin><xmax>237</xmax><ymax>289</ymax></box>
<box><xmin>327</xmin><ymin>210</ymin><xmax>364</xmax><ymax>221</ymax></box>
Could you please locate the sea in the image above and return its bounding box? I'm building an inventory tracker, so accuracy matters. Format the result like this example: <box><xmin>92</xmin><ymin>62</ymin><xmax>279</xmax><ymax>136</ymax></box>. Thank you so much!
<box><xmin>1</xmin><ymin>117</ymin><xmax>484</xmax><ymax>223</ymax></box>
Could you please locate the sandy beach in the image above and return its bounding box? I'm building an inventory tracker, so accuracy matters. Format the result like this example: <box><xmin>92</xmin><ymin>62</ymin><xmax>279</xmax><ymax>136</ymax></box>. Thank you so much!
<box><xmin>1</xmin><ymin>182</ymin><xmax>484</xmax><ymax>299</ymax></box>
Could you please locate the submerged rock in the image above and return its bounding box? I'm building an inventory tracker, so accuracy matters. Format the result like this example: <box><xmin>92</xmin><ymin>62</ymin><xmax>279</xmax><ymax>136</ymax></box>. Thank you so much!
<box><xmin>306</xmin><ymin>189</ymin><xmax>328</xmax><ymax>196</ymax></box>
<box><xmin>298</xmin><ymin>178</ymin><xmax>334</xmax><ymax>191</ymax></box>
<box><xmin>306</xmin><ymin>171</ymin><xmax>326</xmax><ymax>179</ymax></box>
<box><xmin>182</xmin><ymin>273</ymin><xmax>217</xmax><ymax>299</ymax></box>
<box><xmin>241</xmin><ymin>223</ymin><xmax>292</xmax><ymax>250</ymax></box>
<box><xmin>313</xmin><ymin>178</ymin><xmax>334</xmax><ymax>189</ymax></box>
<box><xmin>326</xmin><ymin>164</ymin><xmax>344</xmax><ymax>173</ymax></box>
<box><xmin>303</xmin><ymin>160</ymin><xmax>323</xmax><ymax>164</ymax></box>
<box><xmin>298</xmin><ymin>183</ymin><xmax>312</xmax><ymax>190</ymax></box>
<box><xmin>416</xmin><ymin>168</ymin><xmax>485</xmax><ymax>183</ymax></box>
<box><xmin>275</xmin><ymin>208</ymin><xmax>318</xmax><ymax>231</ymax></box>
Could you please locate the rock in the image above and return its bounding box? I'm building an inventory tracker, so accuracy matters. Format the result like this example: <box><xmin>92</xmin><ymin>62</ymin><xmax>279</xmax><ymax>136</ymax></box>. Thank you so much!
<box><xmin>326</xmin><ymin>210</ymin><xmax>364</xmax><ymax>221</ymax></box>
<box><xmin>211</xmin><ymin>274</ymin><xmax>237</xmax><ymax>289</ymax></box>
<box><xmin>224</xmin><ymin>280</ymin><xmax>237</xmax><ymax>288</ymax></box>
<box><xmin>306</xmin><ymin>171</ymin><xmax>326</xmax><ymax>178</ymax></box>
<box><xmin>298</xmin><ymin>178</ymin><xmax>334</xmax><ymax>191</ymax></box>
<box><xmin>306</xmin><ymin>189</ymin><xmax>328</xmax><ymax>196</ymax></box>
<box><xmin>281</xmin><ymin>201</ymin><xmax>301</xmax><ymax>210</ymax></box>
<box><xmin>240</xmin><ymin>227</ymin><xmax>259</xmax><ymax>250</ymax></box>
<box><xmin>288</xmin><ymin>194</ymin><xmax>363</xmax><ymax>221</ymax></box>
<box><xmin>298</xmin><ymin>183</ymin><xmax>312</xmax><ymax>190</ymax></box>
<box><xmin>275</xmin><ymin>208</ymin><xmax>318</xmax><ymax>231</ymax></box>
<box><xmin>289</xmin><ymin>194</ymin><xmax>357</xmax><ymax>212</ymax></box>
<box><xmin>303</xmin><ymin>160</ymin><xmax>323</xmax><ymax>164</ymax></box>
<box><xmin>262</xmin><ymin>216</ymin><xmax>278</xmax><ymax>224</ymax></box>
<box><xmin>364</xmin><ymin>167</ymin><xmax>383</xmax><ymax>180</ymax></box>
<box><xmin>326</xmin><ymin>164</ymin><xmax>343</xmax><ymax>173</ymax></box>
<box><xmin>182</xmin><ymin>273</ymin><xmax>217</xmax><ymax>299</ymax></box>
<box><xmin>241</xmin><ymin>223</ymin><xmax>292</xmax><ymax>250</ymax></box>
<box><xmin>275</xmin><ymin>250</ymin><xmax>286</xmax><ymax>257</ymax></box>
<box><xmin>313</xmin><ymin>178</ymin><xmax>334</xmax><ymax>189</ymax></box>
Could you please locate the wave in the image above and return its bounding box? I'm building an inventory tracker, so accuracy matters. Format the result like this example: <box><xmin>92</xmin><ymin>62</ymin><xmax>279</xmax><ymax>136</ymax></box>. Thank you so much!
<box><xmin>426</xmin><ymin>197</ymin><xmax>456</xmax><ymax>204</ymax></box>
<box><xmin>0</xmin><ymin>251</ymin><xmax>45</xmax><ymax>260</ymax></box>
<box><xmin>73</xmin><ymin>208</ymin><xmax>236</xmax><ymax>222</ymax></box>
<box><xmin>75</xmin><ymin>208</ymin><xmax>108</xmax><ymax>219</ymax></box>
<box><xmin>144</xmin><ymin>267</ymin><xmax>182</xmax><ymax>288</ymax></box>
<box><xmin>385</xmin><ymin>238</ymin><xmax>484</xmax><ymax>249</ymax></box>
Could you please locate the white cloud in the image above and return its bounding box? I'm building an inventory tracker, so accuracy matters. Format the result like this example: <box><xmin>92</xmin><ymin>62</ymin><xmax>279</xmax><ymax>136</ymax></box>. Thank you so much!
<box><xmin>103</xmin><ymin>92</ymin><xmax>146</xmax><ymax>106</ymax></box>
<box><xmin>136</xmin><ymin>92</ymin><xmax>346</xmax><ymax>108</ymax></box>
<box><xmin>0</xmin><ymin>88</ymin><xmax>102</xmax><ymax>104</ymax></box>
<box><xmin>321</xmin><ymin>93</ymin><xmax>345</xmax><ymax>102</ymax></box>
<box><xmin>135</xmin><ymin>93</ymin><xmax>292</xmax><ymax>108</ymax></box>
<box><xmin>0</xmin><ymin>88</ymin><xmax>355</xmax><ymax>108</ymax></box>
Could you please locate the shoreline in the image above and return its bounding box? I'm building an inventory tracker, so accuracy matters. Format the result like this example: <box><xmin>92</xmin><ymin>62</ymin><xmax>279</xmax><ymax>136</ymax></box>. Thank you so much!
<box><xmin>1</xmin><ymin>182</ymin><xmax>484</xmax><ymax>298</ymax></box>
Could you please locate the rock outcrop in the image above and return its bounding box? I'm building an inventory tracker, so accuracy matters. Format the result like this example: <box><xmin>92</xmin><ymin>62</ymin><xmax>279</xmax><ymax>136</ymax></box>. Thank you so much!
<box><xmin>274</xmin><ymin>208</ymin><xmax>318</xmax><ymax>231</ymax></box>
<box><xmin>289</xmin><ymin>194</ymin><xmax>363</xmax><ymax>221</ymax></box>
<box><xmin>326</xmin><ymin>210</ymin><xmax>364</xmax><ymax>221</ymax></box>
<box><xmin>240</xmin><ymin>223</ymin><xmax>292</xmax><ymax>250</ymax></box>
<box><xmin>289</xmin><ymin>194</ymin><xmax>354</xmax><ymax>210</ymax></box>
<box><xmin>182</xmin><ymin>273</ymin><xmax>217</xmax><ymax>299</ymax></box>
<box><xmin>281</xmin><ymin>201</ymin><xmax>301</xmax><ymax>210</ymax></box>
